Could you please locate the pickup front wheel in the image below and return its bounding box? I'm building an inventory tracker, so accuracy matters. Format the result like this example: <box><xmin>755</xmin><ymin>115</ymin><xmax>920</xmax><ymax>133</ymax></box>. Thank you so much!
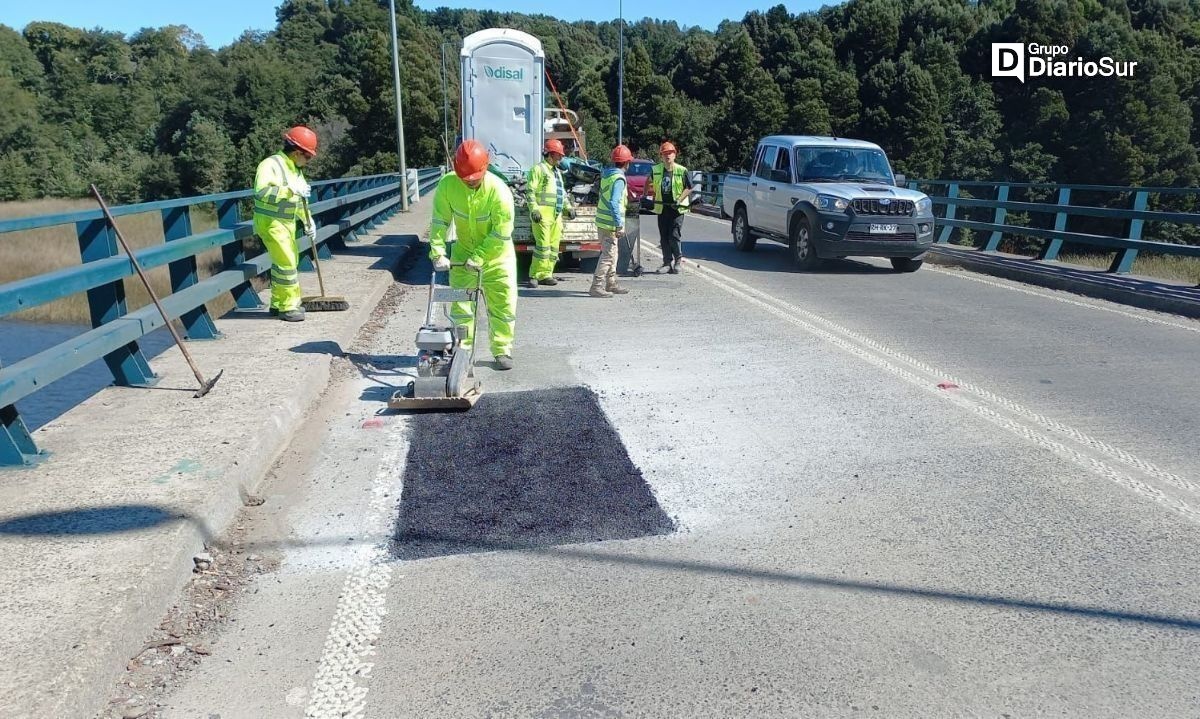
<box><xmin>789</xmin><ymin>216</ymin><xmax>822</xmax><ymax>271</ymax></box>
<box><xmin>732</xmin><ymin>207</ymin><xmax>757</xmax><ymax>252</ymax></box>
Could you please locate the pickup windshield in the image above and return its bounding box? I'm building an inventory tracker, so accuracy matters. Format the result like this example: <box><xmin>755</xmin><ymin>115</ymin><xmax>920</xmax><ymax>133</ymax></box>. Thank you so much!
<box><xmin>795</xmin><ymin>147</ymin><xmax>894</xmax><ymax>184</ymax></box>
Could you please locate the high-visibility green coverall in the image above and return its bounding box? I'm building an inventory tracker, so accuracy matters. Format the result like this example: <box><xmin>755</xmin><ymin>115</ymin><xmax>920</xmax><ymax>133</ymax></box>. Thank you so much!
<box><xmin>526</xmin><ymin>159</ymin><xmax>565</xmax><ymax>281</ymax></box>
<box><xmin>428</xmin><ymin>173</ymin><xmax>518</xmax><ymax>357</ymax></box>
<box><xmin>253</xmin><ymin>152</ymin><xmax>313</xmax><ymax>312</ymax></box>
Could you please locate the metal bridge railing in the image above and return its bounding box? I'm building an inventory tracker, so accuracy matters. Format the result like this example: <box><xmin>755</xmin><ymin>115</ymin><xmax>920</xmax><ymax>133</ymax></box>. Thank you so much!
<box><xmin>694</xmin><ymin>173</ymin><xmax>1200</xmax><ymax>278</ymax></box>
<box><xmin>910</xmin><ymin>180</ymin><xmax>1200</xmax><ymax>275</ymax></box>
<box><xmin>0</xmin><ymin>166</ymin><xmax>444</xmax><ymax>467</ymax></box>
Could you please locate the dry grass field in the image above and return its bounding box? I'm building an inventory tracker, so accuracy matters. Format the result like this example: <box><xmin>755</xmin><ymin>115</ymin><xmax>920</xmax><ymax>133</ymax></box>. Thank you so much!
<box><xmin>0</xmin><ymin>198</ymin><xmax>265</xmax><ymax>324</ymax></box>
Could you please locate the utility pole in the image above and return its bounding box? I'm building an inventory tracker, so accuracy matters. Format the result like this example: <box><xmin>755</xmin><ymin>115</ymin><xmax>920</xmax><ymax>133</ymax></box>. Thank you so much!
<box><xmin>441</xmin><ymin>42</ymin><xmax>450</xmax><ymax>157</ymax></box>
<box><xmin>617</xmin><ymin>0</ymin><xmax>624</xmax><ymax>146</ymax></box>
<box><xmin>388</xmin><ymin>0</ymin><xmax>410</xmax><ymax>211</ymax></box>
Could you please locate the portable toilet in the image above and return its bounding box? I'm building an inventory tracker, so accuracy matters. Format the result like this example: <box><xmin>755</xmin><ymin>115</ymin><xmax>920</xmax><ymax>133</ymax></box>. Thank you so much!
<box><xmin>460</xmin><ymin>29</ymin><xmax>545</xmax><ymax>181</ymax></box>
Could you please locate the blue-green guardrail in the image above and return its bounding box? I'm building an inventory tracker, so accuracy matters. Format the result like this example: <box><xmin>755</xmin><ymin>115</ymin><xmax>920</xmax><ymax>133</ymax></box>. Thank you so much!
<box><xmin>0</xmin><ymin>167</ymin><xmax>444</xmax><ymax>467</ymax></box>
<box><xmin>696</xmin><ymin>172</ymin><xmax>1200</xmax><ymax>278</ymax></box>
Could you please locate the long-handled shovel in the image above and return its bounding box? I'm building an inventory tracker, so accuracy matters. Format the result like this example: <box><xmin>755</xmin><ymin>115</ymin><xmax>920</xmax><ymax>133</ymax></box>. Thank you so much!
<box><xmin>89</xmin><ymin>184</ymin><xmax>223</xmax><ymax>398</ymax></box>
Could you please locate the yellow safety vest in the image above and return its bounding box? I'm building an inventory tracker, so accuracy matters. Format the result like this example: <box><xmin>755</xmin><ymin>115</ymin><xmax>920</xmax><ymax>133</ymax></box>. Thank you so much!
<box><xmin>596</xmin><ymin>169</ymin><xmax>627</xmax><ymax>232</ymax></box>
<box><xmin>253</xmin><ymin>152</ymin><xmax>312</xmax><ymax>225</ymax></box>
<box><xmin>650</xmin><ymin>163</ymin><xmax>690</xmax><ymax>215</ymax></box>
<box><xmin>428</xmin><ymin>173</ymin><xmax>515</xmax><ymax>262</ymax></box>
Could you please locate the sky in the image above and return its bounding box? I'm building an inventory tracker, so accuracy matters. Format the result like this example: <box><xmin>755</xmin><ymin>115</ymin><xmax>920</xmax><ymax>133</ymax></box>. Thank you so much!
<box><xmin>0</xmin><ymin>0</ymin><xmax>832</xmax><ymax>49</ymax></box>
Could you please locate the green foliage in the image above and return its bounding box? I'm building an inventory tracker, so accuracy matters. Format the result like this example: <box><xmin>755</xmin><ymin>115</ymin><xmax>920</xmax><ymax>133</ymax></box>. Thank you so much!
<box><xmin>1</xmin><ymin>0</ymin><xmax>1200</xmax><ymax>205</ymax></box>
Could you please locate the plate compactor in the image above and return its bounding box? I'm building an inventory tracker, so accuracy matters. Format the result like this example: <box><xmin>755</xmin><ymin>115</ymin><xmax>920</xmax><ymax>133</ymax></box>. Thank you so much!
<box><xmin>388</xmin><ymin>263</ymin><xmax>483</xmax><ymax>411</ymax></box>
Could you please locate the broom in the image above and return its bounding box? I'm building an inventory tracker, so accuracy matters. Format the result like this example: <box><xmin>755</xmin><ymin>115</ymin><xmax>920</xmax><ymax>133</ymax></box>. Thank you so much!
<box><xmin>299</xmin><ymin>196</ymin><xmax>350</xmax><ymax>312</ymax></box>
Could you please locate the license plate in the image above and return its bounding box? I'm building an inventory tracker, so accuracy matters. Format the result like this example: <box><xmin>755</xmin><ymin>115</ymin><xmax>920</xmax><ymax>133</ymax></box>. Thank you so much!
<box><xmin>869</xmin><ymin>224</ymin><xmax>899</xmax><ymax>234</ymax></box>
<box><xmin>563</xmin><ymin>244</ymin><xmax>581</xmax><ymax>251</ymax></box>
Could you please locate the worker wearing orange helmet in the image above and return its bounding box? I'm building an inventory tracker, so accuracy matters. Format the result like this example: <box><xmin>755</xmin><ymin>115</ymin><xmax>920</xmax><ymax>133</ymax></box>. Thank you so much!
<box><xmin>590</xmin><ymin>144</ymin><xmax>634</xmax><ymax>297</ymax></box>
<box><xmin>644</xmin><ymin>140</ymin><xmax>695</xmax><ymax>274</ymax></box>
<box><xmin>427</xmin><ymin>139</ymin><xmax>518</xmax><ymax>370</ymax></box>
<box><xmin>253</xmin><ymin>125</ymin><xmax>318</xmax><ymax>321</ymax></box>
<box><xmin>525</xmin><ymin>138</ymin><xmax>575</xmax><ymax>288</ymax></box>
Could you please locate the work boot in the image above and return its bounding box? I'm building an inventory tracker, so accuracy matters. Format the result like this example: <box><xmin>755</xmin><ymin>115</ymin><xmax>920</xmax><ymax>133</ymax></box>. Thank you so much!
<box><xmin>668</xmin><ymin>261</ymin><xmax>680</xmax><ymax>275</ymax></box>
<box><xmin>589</xmin><ymin>286</ymin><xmax>613</xmax><ymax>298</ymax></box>
<box><xmin>658</xmin><ymin>263</ymin><xmax>671</xmax><ymax>274</ymax></box>
<box><xmin>526</xmin><ymin>278</ymin><xmax>538</xmax><ymax>289</ymax></box>
<box><xmin>495</xmin><ymin>355</ymin><xmax>514</xmax><ymax>370</ymax></box>
<box><xmin>539</xmin><ymin>276</ymin><xmax>559</xmax><ymax>286</ymax></box>
<box><xmin>279</xmin><ymin>308</ymin><xmax>305</xmax><ymax>322</ymax></box>
<box><xmin>606</xmin><ymin>283</ymin><xmax>629</xmax><ymax>295</ymax></box>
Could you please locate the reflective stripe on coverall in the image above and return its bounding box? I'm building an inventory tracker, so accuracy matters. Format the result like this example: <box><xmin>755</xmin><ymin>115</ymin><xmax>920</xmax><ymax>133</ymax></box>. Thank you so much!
<box><xmin>527</xmin><ymin>159</ymin><xmax>565</xmax><ymax>281</ymax></box>
<box><xmin>428</xmin><ymin>172</ymin><xmax>518</xmax><ymax>356</ymax></box>
<box><xmin>253</xmin><ymin>152</ymin><xmax>313</xmax><ymax>312</ymax></box>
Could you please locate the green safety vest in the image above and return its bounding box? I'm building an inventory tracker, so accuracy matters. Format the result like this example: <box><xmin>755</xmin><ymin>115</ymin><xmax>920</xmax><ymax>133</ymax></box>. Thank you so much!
<box><xmin>596</xmin><ymin>169</ymin><xmax>627</xmax><ymax>232</ymax></box>
<box><xmin>650</xmin><ymin>163</ymin><xmax>690</xmax><ymax>215</ymax></box>
<box><xmin>253</xmin><ymin>152</ymin><xmax>311</xmax><ymax>224</ymax></box>
<box><xmin>527</xmin><ymin>160</ymin><xmax>565</xmax><ymax>215</ymax></box>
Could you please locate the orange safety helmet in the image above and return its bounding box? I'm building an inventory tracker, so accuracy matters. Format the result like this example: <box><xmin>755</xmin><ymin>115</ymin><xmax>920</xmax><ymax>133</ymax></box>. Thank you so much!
<box><xmin>611</xmin><ymin>144</ymin><xmax>633</xmax><ymax>164</ymax></box>
<box><xmin>453</xmin><ymin>139</ymin><xmax>490</xmax><ymax>182</ymax></box>
<box><xmin>544</xmin><ymin>139</ymin><xmax>566</xmax><ymax>156</ymax></box>
<box><xmin>284</xmin><ymin>126</ymin><xmax>318</xmax><ymax>156</ymax></box>
<box><xmin>659</xmin><ymin>141</ymin><xmax>677</xmax><ymax>155</ymax></box>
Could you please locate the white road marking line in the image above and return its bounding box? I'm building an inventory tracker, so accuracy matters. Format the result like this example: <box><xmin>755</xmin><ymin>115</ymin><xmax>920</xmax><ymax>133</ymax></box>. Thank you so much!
<box><xmin>641</xmin><ymin>240</ymin><xmax>1200</xmax><ymax>524</ymax></box>
<box><xmin>689</xmin><ymin>212</ymin><xmax>1200</xmax><ymax>334</ymax></box>
<box><xmin>305</xmin><ymin>419</ymin><xmax>407</xmax><ymax>719</ymax></box>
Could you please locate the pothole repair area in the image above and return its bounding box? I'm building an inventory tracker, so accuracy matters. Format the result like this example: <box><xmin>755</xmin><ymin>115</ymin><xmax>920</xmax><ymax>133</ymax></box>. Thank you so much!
<box><xmin>392</xmin><ymin>386</ymin><xmax>675</xmax><ymax>560</ymax></box>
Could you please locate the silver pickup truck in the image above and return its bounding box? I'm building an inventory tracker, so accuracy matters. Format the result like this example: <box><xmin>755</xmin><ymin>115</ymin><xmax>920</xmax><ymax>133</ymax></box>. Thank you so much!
<box><xmin>721</xmin><ymin>135</ymin><xmax>936</xmax><ymax>272</ymax></box>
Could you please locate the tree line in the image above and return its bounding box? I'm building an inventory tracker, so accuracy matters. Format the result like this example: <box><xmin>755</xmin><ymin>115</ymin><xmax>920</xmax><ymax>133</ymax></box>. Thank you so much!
<box><xmin>1</xmin><ymin>0</ymin><xmax>1198</xmax><ymax>204</ymax></box>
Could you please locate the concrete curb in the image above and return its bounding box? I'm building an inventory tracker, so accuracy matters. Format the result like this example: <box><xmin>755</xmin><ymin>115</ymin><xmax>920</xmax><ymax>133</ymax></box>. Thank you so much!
<box><xmin>0</xmin><ymin>209</ymin><xmax>428</xmax><ymax>719</ymax></box>
<box><xmin>927</xmin><ymin>245</ymin><xmax>1200</xmax><ymax>319</ymax></box>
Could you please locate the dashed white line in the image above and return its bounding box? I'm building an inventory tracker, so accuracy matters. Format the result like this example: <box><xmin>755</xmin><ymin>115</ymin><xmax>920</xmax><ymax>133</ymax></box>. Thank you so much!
<box><xmin>304</xmin><ymin>419</ymin><xmax>407</xmax><ymax>719</ymax></box>
<box><xmin>688</xmin><ymin>212</ymin><xmax>1200</xmax><ymax>334</ymax></box>
<box><xmin>642</xmin><ymin>240</ymin><xmax>1200</xmax><ymax>525</ymax></box>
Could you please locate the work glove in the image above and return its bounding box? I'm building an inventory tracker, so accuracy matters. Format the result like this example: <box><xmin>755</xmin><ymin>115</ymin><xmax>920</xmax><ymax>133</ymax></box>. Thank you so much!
<box><xmin>432</xmin><ymin>255</ymin><xmax>451</xmax><ymax>272</ymax></box>
<box><xmin>289</xmin><ymin>178</ymin><xmax>311</xmax><ymax>199</ymax></box>
<box><xmin>465</xmin><ymin>256</ymin><xmax>483</xmax><ymax>272</ymax></box>
<box><xmin>305</xmin><ymin>222</ymin><xmax>317</xmax><ymax>246</ymax></box>
<box><xmin>530</xmin><ymin>208</ymin><xmax>543</xmax><ymax>223</ymax></box>
<box><xmin>564</xmin><ymin>206</ymin><xmax>576</xmax><ymax>220</ymax></box>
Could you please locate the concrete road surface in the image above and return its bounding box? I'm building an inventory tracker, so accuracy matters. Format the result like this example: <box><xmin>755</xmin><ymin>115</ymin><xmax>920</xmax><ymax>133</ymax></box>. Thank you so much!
<box><xmin>144</xmin><ymin>212</ymin><xmax>1200</xmax><ymax>718</ymax></box>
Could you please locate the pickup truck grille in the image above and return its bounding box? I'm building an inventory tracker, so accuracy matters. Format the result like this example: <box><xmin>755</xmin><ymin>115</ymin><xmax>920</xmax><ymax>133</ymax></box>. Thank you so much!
<box><xmin>851</xmin><ymin>198</ymin><xmax>914</xmax><ymax>216</ymax></box>
<box><xmin>845</xmin><ymin>231</ymin><xmax>918</xmax><ymax>242</ymax></box>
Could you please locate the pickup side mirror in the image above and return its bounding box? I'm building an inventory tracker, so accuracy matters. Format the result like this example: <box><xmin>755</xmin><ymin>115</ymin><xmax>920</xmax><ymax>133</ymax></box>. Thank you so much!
<box><xmin>894</xmin><ymin>173</ymin><xmax>907</xmax><ymax>188</ymax></box>
<box><xmin>771</xmin><ymin>168</ymin><xmax>790</xmax><ymax>184</ymax></box>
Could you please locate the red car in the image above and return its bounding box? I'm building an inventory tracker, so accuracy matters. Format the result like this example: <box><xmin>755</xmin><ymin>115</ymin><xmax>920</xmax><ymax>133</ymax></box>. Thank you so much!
<box><xmin>624</xmin><ymin>160</ymin><xmax>655</xmax><ymax>213</ymax></box>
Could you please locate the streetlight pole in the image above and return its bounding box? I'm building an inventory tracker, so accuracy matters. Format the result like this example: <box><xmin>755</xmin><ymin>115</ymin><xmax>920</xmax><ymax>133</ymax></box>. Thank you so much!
<box><xmin>617</xmin><ymin>0</ymin><xmax>624</xmax><ymax>146</ymax></box>
<box><xmin>388</xmin><ymin>0</ymin><xmax>409</xmax><ymax>212</ymax></box>
<box><xmin>441</xmin><ymin>41</ymin><xmax>451</xmax><ymax>159</ymax></box>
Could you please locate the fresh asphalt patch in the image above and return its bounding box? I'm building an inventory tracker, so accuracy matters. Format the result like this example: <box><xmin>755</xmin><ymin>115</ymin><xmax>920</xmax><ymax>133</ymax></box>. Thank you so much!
<box><xmin>391</xmin><ymin>386</ymin><xmax>675</xmax><ymax>560</ymax></box>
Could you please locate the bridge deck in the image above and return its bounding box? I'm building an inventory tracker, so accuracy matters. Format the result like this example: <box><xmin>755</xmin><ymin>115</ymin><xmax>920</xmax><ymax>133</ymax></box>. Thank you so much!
<box><xmin>5</xmin><ymin>206</ymin><xmax>1200</xmax><ymax>718</ymax></box>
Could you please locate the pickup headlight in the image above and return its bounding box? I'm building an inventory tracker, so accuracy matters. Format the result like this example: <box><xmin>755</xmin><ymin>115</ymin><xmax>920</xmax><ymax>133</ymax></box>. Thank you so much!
<box><xmin>816</xmin><ymin>195</ymin><xmax>849</xmax><ymax>212</ymax></box>
<box><xmin>915</xmin><ymin>197</ymin><xmax>932</xmax><ymax>215</ymax></box>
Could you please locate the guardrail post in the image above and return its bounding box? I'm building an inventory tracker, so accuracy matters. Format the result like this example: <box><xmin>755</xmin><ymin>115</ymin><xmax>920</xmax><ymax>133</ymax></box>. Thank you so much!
<box><xmin>162</xmin><ymin>206</ymin><xmax>220</xmax><ymax>340</ymax></box>
<box><xmin>937</xmin><ymin>183</ymin><xmax>959</xmax><ymax>244</ymax></box>
<box><xmin>218</xmin><ymin>199</ymin><xmax>263</xmax><ymax>309</ymax></box>
<box><xmin>337</xmin><ymin>180</ymin><xmax>358</xmax><ymax>245</ymax></box>
<box><xmin>1</xmin><ymin>398</ymin><xmax>42</xmax><ymax>467</ymax></box>
<box><xmin>1037</xmin><ymin>187</ymin><xmax>1071</xmax><ymax>261</ymax></box>
<box><xmin>1108</xmin><ymin>190</ymin><xmax>1146</xmax><ymax>274</ymax></box>
<box><xmin>981</xmin><ymin>184</ymin><xmax>1009</xmax><ymax>252</ymax></box>
<box><xmin>75</xmin><ymin>217</ymin><xmax>156</xmax><ymax>387</ymax></box>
